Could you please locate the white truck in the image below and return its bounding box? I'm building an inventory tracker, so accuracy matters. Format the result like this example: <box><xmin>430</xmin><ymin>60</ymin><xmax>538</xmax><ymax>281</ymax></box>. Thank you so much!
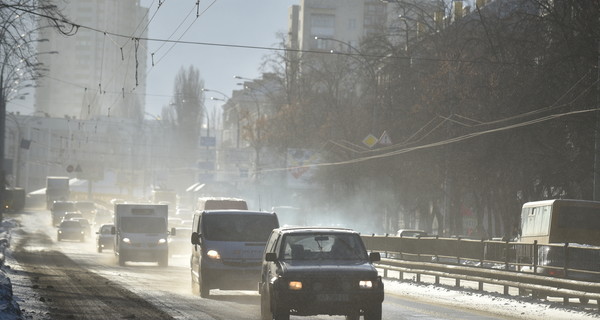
<box><xmin>46</xmin><ymin>176</ymin><xmax>70</xmax><ymax>209</ymax></box>
<box><xmin>112</xmin><ymin>203</ymin><xmax>175</xmax><ymax>267</ymax></box>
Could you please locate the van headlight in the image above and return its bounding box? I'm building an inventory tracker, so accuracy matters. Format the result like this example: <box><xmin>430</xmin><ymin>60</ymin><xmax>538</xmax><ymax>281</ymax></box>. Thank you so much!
<box><xmin>359</xmin><ymin>280</ymin><xmax>373</xmax><ymax>289</ymax></box>
<box><xmin>207</xmin><ymin>250</ymin><xmax>221</xmax><ymax>260</ymax></box>
<box><xmin>288</xmin><ymin>281</ymin><xmax>303</xmax><ymax>290</ymax></box>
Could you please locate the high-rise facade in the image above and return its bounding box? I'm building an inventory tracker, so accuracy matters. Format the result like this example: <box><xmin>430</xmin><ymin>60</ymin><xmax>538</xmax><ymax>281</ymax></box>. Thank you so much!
<box><xmin>35</xmin><ymin>0</ymin><xmax>148</xmax><ymax>120</ymax></box>
<box><xmin>289</xmin><ymin>0</ymin><xmax>389</xmax><ymax>53</ymax></box>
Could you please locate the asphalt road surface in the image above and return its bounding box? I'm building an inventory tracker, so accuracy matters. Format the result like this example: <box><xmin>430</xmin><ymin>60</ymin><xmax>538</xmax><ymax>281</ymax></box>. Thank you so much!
<box><xmin>5</xmin><ymin>210</ymin><xmax>595</xmax><ymax>320</ymax></box>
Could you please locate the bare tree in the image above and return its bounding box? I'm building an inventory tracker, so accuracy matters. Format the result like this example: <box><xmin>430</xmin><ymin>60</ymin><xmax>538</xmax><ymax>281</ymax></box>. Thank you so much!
<box><xmin>0</xmin><ymin>0</ymin><xmax>67</xmax><ymax>220</ymax></box>
<box><xmin>160</xmin><ymin>65</ymin><xmax>205</xmax><ymax>190</ymax></box>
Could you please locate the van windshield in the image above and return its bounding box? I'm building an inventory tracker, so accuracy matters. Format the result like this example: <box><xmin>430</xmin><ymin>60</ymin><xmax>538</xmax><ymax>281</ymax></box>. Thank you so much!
<box><xmin>120</xmin><ymin>217</ymin><xmax>166</xmax><ymax>233</ymax></box>
<box><xmin>203</xmin><ymin>214</ymin><xmax>277</xmax><ymax>242</ymax></box>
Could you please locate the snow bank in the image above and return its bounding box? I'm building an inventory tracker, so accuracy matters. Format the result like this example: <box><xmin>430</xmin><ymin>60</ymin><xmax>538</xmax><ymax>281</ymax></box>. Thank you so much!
<box><xmin>384</xmin><ymin>278</ymin><xmax>600</xmax><ymax>319</ymax></box>
<box><xmin>0</xmin><ymin>219</ymin><xmax>21</xmax><ymax>320</ymax></box>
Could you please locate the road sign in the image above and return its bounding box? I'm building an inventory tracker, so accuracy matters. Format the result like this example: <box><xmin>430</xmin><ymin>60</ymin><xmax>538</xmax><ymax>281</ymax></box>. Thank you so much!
<box><xmin>200</xmin><ymin>136</ymin><xmax>216</xmax><ymax>147</ymax></box>
<box><xmin>362</xmin><ymin>134</ymin><xmax>378</xmax><ymax>148</ymax></box>
<box><xmin>379</xmin><ymin>131</ymin><xmax>392</xmax><ymax>145</ymax></box>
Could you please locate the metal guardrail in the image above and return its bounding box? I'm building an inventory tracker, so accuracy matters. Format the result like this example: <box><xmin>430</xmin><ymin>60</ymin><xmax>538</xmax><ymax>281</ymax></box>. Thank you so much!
<box><xmin>361</xmin><ymin>235</ymin><xmax>600</xmax><ymax>310</ymax></box>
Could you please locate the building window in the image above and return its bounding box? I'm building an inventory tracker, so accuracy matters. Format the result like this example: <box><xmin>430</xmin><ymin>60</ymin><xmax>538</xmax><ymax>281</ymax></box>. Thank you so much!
<box><xmin>310</xmin><ymin>14</ymin><xmax>335</xmax><ymax>37</ymax></box>
<box><xmin>348</xmin><ymin>18</ymin><xmax>356</xmax><ymax>30</ymax></box>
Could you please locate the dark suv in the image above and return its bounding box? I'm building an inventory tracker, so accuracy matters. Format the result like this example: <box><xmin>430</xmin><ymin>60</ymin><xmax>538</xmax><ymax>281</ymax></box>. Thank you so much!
<box><xmin>259</xmin><ymin>227</ymin><xmax>384</xmax><ymax>320</ymax></box>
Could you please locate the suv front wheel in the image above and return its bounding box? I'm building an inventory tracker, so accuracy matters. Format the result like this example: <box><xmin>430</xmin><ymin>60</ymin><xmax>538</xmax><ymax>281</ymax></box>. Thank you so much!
<box><xmin>259</xmin><ymin>286</ymin><xmax>272</xmax><ymax>320</ymax></box>
<box><xmin>364</xmin><ymin>303</ymin><xmax>382</xmax><ymax>320</ymax></box>
<box><xmin>199</xmin><ymin>269</ymin><xmax>210</xmax><ymax>298</ymax></box>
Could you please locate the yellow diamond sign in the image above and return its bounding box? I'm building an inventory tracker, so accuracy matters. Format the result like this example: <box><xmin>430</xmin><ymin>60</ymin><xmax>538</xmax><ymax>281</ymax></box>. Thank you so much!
<box><xmin>362</xmin><ymin>134</ymin><xmax>378</xmax><ymax>148</ymax></box>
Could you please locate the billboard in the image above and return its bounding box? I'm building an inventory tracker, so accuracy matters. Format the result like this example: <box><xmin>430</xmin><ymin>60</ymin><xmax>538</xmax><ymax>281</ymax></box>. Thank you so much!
<box><xmin>286</xmin><ymin>148</ymin><xmax>319</xmax><ymax>189</ymax></box>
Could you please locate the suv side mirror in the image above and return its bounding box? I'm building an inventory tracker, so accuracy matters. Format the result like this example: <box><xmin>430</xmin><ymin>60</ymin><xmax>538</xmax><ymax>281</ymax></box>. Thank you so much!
<box><xmin>191</xmin><ymin>232</ymin><xmax>201</xmax><ymax>245</ymax></box>
<box><xmin>369</xmin><ymin>252</ymin><xmax>381</xmax><ymax>262</ymax></box>
<box><xmin>265</xmin><ymin>252</ymin><xmax>277</xmax><ymax>262</ymax></box>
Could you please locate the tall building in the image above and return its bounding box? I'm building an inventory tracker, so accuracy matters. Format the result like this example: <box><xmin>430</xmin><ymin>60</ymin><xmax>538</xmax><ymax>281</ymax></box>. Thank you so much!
<box><xmin>289</xmin><ymin>0</ymin><xmax>389</xmax><ymax>53</ymax></box>
<box><xmin>35</xmin><ymin>0</ymin><xmax>148</xmax><ymax>120</ymax></box>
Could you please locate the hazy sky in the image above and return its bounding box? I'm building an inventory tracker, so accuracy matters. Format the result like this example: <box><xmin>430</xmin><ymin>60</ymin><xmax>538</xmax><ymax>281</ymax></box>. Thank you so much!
<box><xmin>7</xmin><ymin>0</ymin><xmax>297</xmax><ymax>118</ymax></box>
<box><xmin>140</xmin><ymin>0</ymin><xmax>298</xmax><ymax>117</ymax></box>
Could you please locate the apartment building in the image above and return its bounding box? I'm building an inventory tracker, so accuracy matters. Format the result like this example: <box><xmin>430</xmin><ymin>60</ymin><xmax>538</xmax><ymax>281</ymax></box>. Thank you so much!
<box><xmin>289</xmin><ymin>0</ymin><xmax>389</xmax><ymax>53</ymax></box>
<box><xmin>35</xmin><ymin>0</ymin><xmax>148</xmax><ymax>120</ymax></box>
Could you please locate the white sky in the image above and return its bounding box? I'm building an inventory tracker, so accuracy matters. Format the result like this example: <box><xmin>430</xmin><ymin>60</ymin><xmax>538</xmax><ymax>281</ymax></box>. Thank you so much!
<box><xmin>7</xmin><ymin>0</ymin><xmax>298</xmax><ymax>117</ymax></box>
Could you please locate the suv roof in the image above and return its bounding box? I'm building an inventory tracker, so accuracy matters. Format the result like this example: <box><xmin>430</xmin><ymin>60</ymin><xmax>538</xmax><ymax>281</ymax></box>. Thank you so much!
<box><xmin>275</xmin><ymin>226</ymin><xmax>357</xmax><ymax>235</ymax></box>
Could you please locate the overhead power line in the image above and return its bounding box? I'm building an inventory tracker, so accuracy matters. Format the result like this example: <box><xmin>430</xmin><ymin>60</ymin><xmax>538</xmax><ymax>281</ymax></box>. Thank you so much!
<box><xmin>17</xmin><ymin>6</ymin><xmax>529</xmax><ymax>67</ymax></box>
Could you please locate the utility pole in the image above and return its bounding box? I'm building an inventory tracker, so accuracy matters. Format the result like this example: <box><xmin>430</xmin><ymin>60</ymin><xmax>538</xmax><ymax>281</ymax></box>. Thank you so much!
<box><xmin>0</xmin><ymin>74</ymin><xmax>4</xmax><ymax>222</ymax></box>
<box><xmin>594</xmin><ymin>39</ymin><xmax>600</xmax><ymax>201</ymax></box>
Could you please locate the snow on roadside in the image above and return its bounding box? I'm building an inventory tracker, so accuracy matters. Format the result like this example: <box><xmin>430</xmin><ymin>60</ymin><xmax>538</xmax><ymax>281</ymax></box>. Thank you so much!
<box><xmin>384</xmin><ymin>279</ymin><xmax>600</xmax><ymax>319</ymax></box>
<box><xmin>0</xmin><ymin>219</ymin><xmax>23</xmax><ymax>320</ymax></box>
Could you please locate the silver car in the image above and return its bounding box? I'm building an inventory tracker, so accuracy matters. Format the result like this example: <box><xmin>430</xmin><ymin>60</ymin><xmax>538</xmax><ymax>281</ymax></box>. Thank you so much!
<box><xmin>96</xmin><ymin>224</ymin><xmax>115</xmax><ymax>253</ymax></box>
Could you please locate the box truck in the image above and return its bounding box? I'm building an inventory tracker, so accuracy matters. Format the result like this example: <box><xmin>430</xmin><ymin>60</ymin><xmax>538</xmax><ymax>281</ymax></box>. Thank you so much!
<box><xmin>46</xmin><ymin>176</ymin><xmax>70</xmax><ymax>209</ymax></box>
<box><xmin>112</xmin><ymin>203</ymin><xmax>175</xmax><ymax>267</ymax></box>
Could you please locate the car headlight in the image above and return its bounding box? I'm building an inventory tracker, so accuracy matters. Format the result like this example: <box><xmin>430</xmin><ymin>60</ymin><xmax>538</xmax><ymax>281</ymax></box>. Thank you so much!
<box><xmin>158</xmin><ymin>238</ymin><xmax>167</xmax><ymax>244</ymax></box>
<box><xmin>58</xmin><ymin>230</ymin><xmax>62</xmax><ymax>234</ymax></box>
<box><xmin>207</xmin><ymin>249</ymin><xmax>221</xmax><ymax>260</ymax></box>
<box><xmin>359</xmin><ymin>280</ymin><xmax>373</xmax><ymax>289</ymax></box>
<box><xmin>122</xmin><ymin>238</ymin><xmax>131</xmax><ymax>244</ymax></box>
<box><xmin>288</xmin><ymin>281</ymin><xmax>303</xmax><ymax>290</ymax></box>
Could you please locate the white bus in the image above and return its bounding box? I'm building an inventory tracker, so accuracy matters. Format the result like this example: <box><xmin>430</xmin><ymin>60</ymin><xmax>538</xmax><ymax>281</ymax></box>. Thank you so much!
<box><xmin>519</xmin><ymin>199</ymin><xmax>600</xmax><ymax>246</ymax></box>
<box><xmin>518</xmin><ymin>199</ymin><xmax>600</xmax><ymax>287</ymax></box>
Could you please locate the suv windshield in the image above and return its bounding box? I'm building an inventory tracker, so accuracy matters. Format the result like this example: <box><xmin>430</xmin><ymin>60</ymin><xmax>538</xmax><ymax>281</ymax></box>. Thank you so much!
<box><xmin>203</xmin><ymin>214</ymin><xmax>277</xmax><ymax>242</ymax></box>
<box><xmin>280</xmin><ymin>233</ymin><xmax>368</xmax><ymax>261</ymax></box>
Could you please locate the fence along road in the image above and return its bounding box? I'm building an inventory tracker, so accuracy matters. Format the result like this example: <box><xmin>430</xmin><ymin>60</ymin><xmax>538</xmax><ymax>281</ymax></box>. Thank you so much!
<box><xmin>361</xmin><ymin>234</ymin><xmax>600</xmax><ymax>311</ymax></box>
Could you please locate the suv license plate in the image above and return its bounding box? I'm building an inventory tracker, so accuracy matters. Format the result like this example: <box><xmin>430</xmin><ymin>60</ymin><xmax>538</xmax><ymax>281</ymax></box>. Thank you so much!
<box><xmin>317</xmin><ymin>293</ymin><xmax>350</xmax><ymax>302</ymax></box>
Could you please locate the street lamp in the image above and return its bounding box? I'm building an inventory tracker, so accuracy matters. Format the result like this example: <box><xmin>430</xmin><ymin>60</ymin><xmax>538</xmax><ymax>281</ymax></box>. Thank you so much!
<box><xmin>201</xmin><ymin>88</ymin><xmax>230</xmax><ymax>100</ymax></box>
<box><xmin>203</xmin><ymin>88</ymin><xmax>238</xmax><ymax>148</ymax></box>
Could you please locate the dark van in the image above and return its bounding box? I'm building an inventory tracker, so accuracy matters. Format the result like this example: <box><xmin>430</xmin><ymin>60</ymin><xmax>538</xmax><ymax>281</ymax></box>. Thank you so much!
<box><xmin>190</xmin><ymin>210</ymin><xmax>279</xmax><ymax>298</ymax></box>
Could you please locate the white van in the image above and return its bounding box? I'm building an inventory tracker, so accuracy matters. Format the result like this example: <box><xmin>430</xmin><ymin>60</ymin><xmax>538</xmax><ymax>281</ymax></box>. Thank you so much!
<box><xmin>190</xmin><ymin>210</ymin><xmax>279</xmax><ymax>298</ymax></box>
<box><xmin>196</xmin><ymin>197</ymin><xmax>248</xmax><ymax>211</ymax></box>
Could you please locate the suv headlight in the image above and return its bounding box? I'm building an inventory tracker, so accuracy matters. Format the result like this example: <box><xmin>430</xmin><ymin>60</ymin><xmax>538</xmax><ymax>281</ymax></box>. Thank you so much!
<box><xmin>359</xmin><ymin>280</ymin><xmax>373</xmax><ymax>289</ymax></box>
<box><xmin>207</xmin><ymin>249</ymin><xmax>221</xmax><ymax>260</ymax></box>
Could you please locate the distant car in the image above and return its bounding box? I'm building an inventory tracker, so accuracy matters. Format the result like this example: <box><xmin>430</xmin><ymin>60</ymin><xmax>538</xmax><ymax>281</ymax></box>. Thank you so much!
<box><xmin>96</xmin><ymin>224</ymin><xmax>115</xmax><ymax>253</ymax></box>
<box><xmin>72</xmin><ymin>218</ymin><xmax>92</xmax><ymax>238</ymax></box>
<box><xmin>168</xmin><ymin>227</ymin><xmax>192</xmax><ymax>257</ymax></box>
<box><xmin>260</xmin><ymin>227</ymin><xmax>384</xmax><ymax>320</ymax></box>
<box><xmin>396</xmin><ymin>229</ymin><xmax>427</xmax><ymax>238</ymax></box>
<box><xmin>57</xmin><ymin>220</ymin><xmax>85</xmax><ymax>242</ymax></box>
<box><xmin>61</xmin><ymin>212</ymin><xmax>84</xmax><ymax>223</ymax></box>
<box><xmin>74</xmin><ymin>201</ymin><xmax>97</xmax><ymax>220</ymax></box>
<box><xmin>50</xmin><ymin>201</ymin><xmax>76</xmax><ymax>226</ymax></box>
